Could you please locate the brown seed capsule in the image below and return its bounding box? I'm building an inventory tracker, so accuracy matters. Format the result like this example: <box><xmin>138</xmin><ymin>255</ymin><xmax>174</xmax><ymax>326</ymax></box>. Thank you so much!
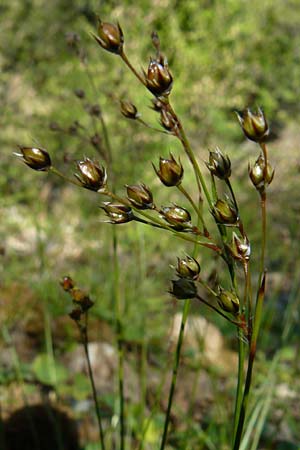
<box><xmin>70</xmin><ymin>287</ymin><xmax>86</xmax><ymax>303</ymax></box>
<box><xmin>120</xmin><ymin>100</ymin><xmax>139</xmax><ymax>119</ymax></box>
<box><xmin>75</xmin><ymin>158</ymin><xmax>107</xmax><ymax>192</ymax></box>
<box><xmin>94</xmin><ymin>19</ymin><xmax>124</xmax><ymax>55</ymax></box>
<box><xmin>176</xmin><ymin>256</ymin><xmax>200</xmax><ymax>280</ymax></box>
<box><xmin>212</xmin><ymin>199</ymin><xmax>238</xmax><ymax>225</ymax></box>
<box><xmin>248</xmin><ymin>153</ymin><xmax>274</xmax><ymax>192</ymax></box>
<box><xmin>160</xmin><ymin>109</ymin><xmax>177</xmax><ymax>132</ymax></box>
<box><xmin>153</xmin><ymin>153</ymin><xmax>183</xmax><ymax>187</ymax></box>
<box><xmin>160</xmin><ymin>205</ymin><xmax>192</xmax><ymax>229</ymax></box>
<box><xmin>151</xmin><ymin>97</ymin><xmax>165</xmax><ymax>112</ymax></box>
<box><xmin>90</xmin><ymin>133</ymin><xmax>103</xmax><ymax>153</ymax></box>
<box><xmin>60</xmin><ymin>276</ymin><xmax>75</xmax><ymax>292</ymax></box>
<box><xmin>89</xmin><ymin>104</ymin><xmax>101</xmax><ymax>117</ymax></box>
<box><xmin>227</xmin><ymin>232</ymin><xmax>251</xmax><ymax>262</ymax></box>
<box><xmin>170</xmin><ymin>278</ymin><xmax>197</xmax><ymax>300</ymax></box>
<box><xmin>15</xmin><ymin>146</ymin><xmax>52</xmax><ymax>171</ymax></box>
<box><xmin>217</xmin><ymin>288</ymin><xmax>240</xmax><ymax>314</ymax></box>
<box><xmin>70</xmin><ymin>288</ymin><xmax>94</xmax><ymax>312</ymax></box>
<box><xmin>236</xmin><ymin>108</ymin><xmax>269</xmax><ymax>142</ymax></box>
<box><xmin>69</xmin><ymin>308</ymin><xmax>82</xmax><ymax>322</ymax></box>
<box><xmin>126</xmin><ymin>184</ymin><xmax>153</xmax><ymax>209</ymax></box>
<box><xmin>101</xmin><ymin>202</ymin><xmax>134</xmax><ymax>224</ymax></box>
<box><xmin>144</xmin><ymin>56</ymin><xmax>173</xmax><ymax>96</ymax></box>
<box><xmin>206</xmin><ymin>147</ymin><xmax>231</xmax><ymax>180</ymax></box>
<box><xmin>74</xmin><ymin>88</ymin><xmax>85</xmax><ymax>99</ymax></box>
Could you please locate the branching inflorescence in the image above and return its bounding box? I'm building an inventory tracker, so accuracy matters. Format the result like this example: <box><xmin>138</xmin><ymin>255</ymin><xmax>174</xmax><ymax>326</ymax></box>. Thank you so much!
<box><xmin>16</xmin><ymin>17</ymin><xmax>275</xmax><ymax>450</ymax></box>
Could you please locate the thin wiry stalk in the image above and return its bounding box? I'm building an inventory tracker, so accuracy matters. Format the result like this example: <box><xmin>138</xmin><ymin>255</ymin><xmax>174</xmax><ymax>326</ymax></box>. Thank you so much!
<box><xmin>197</xmin><ymin>278</ymin><xmax>218</xmax><ymax>297</ymax></box>
<box><xmin>134</xmin><ymin>216</ymin><xmax>165</xmax><ymax>229</ymax></box>
<box><xmin>159</xmin><ymin>298</ymin><xmax>191</xmax><ymax>450</ymax></box>
<box><xmin>112</xmin><ymin>230</ymin><xmax>125</xmax><ymax>450</ymax></box>
<box><xmin>138</xmin><ymin>352</ymin><xmax>171</xmax><ymax>450</ymax></box>
<box><xmin>177</xmin><ymin>183</ymin><xmax>209</xmax><ymax>236</ymax></box>
<box><xmin>49</xmin><ymin>166</ymin><xmax>82</xmax><ymax>187</ymax></box>
<box><xmin>120</xmin><ymin>50</ymin><xmax>146</xmax><ymax>85</ymax></box>
<box><xmin>233</xmin><ymin>262</ymin><xmax>250</xmax><ymax>442</ymax></box>
<box><xmin>135</xmin><ymin>227</ymin><xmax>148</xmax><ymax>443</ymax></box>
<box><xmin>94</xmin><ymin>90</ymin><xmax>125</xmax><ymax>449</ymax></box>
<box><xmin>233</xmin><ymin>329</ymin><xmax>246</xmax><ymax>442</ymax></box>
<box><xmin>79</xmin><ymin>48</ymin><xmax>113</xmax><ymax>164</ymax></box>
<box><xmin>195</xmin><ymin>295</ymin><xmax>244</xmax><ymax>328</ymax></box>
<box><xmin>80</xmin><ymin>316</ymin><xmax>106</xmax><ymax>450</ymax></box>
<box><xmin>137</xmin><ymin>117</ymin><xmax>171</xmax><ymax>134</ymax></box>
<box><xmin>210</xmin><ymin>173</ymin><xmax>218</xmax><ymax>202</ymax></box>
<box><xmin>233</xmin><ymin>274</ymin><xmax>266</xmax><ymax>450</ymax></box>
<box><xmin>233</xmin><ymin>160</ymin><xmax>268</xmax><ymax>449</ymax></box>
<box><xmin>160</xmin><ymin>207</ymin><xmax>203</xmax><ymax>450</ymax></box>
<box><xmin>258</xmin><ymin>142</ymin><xmax>268</xmax><ymax>287</ymax></box>
<box><xmin>171</xmin><ymin>105</ymin><xmax>213</xmax><ymax>208</ymax></box>
<box><xmin>226</xmin><ymin>179</ymin><xmax>239</xmax><ymax>213</ymax></box>
<box><xmin>259</xmin><ymin>191</ymin><xmax>267</xmax><ymax>286</ymax></box>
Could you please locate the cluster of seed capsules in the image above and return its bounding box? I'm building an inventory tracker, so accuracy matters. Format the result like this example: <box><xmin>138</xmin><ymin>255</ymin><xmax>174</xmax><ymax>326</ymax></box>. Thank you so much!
<box><xmin>15</xmin><ymin>18</ymin><xmax>274</xmax><ymax>321</ymax></box>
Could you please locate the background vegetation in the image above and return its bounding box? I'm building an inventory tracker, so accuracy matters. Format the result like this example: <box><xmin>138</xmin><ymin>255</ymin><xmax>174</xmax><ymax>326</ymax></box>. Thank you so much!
<box><xmin>1</xmin><ymin>1</ymin><xmax>300</xmax><ymax>449</ymax></box>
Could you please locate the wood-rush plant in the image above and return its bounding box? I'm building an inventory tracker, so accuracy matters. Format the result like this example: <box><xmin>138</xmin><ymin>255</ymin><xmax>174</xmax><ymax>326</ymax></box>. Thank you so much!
<box><xmin>16</xmin><ymin>18</ymin><xmax>275</xmax><ymax>450</ymax></box>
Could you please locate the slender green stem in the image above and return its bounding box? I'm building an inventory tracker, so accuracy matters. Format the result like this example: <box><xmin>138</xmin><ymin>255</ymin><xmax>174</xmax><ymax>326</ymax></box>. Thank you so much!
<box><xmin>233</xmin><ymin>350</ymin><xmax>253</xmax><ymax>449</ymax></box>
<box><xmin>177</xmin><ymin>183</ymin><xmax>209</xmax><ymax>235</ymax></box>
<box><xmin>79</xmin><ymin>49</ymin><xmax>112</xmax><ymax>163</ymax></box>
<box><xmin>49</xmin><ymin>166</ymin><xmax>82</xmax><ymax>187</ymax></box>
<box><xmin>197</xmin><ymin>278</ymin><xmax>218</xmax><ymax>297</ymax></box>
<box><xmin>80</xmin><ymin>316</ymin><xmax>106</xmax><ymax>450</ymax></box>
<box><xmin>233</xmin><ymin>330</ymin><xmax>245</xmax><ymax>441</ymax></box>
<box><xmin>259</xmin><ymin>191</ymin><xmax>267</xmax><ymax>286</ymax></box>
<box><xmin>137</xmin><ymin>117</ymin><xmax>170</xmax><ymax>134</ymax></box>
<box><xmin>204</xmin><ymin>174</ymin><xmax>238</xmax><ymax>281</ymax></box>
<box><xmin>258</xmin><ymin>141</ymin><xmax>268</xmax><ymax>285</ymax></box>
<box><xmin>210</xmin><ymin>174</ymin><xmax>218</xmax><ymax>203</ymax></box>
<box><xmin>159</xmin><ymin>298</ymin><xmax>191</xmax><ymax>450</ymax></box>
<box><xmin>112</xmin><ymin>229</ymin><xmax>125</xmax><ymax>450</ymax></box>
<box><xmin>43</xmin><ymin>303</ymin><xmax>57</xmax><ymax>386</ymax></box>
<box><xmin>243</xmin><ymin>262</ymin><xmax>252</xmax><ymax>332</ymax></box>
<box><xmin>138</xmin><ymin>352</ymin><xmax>171</xmax><ymax>450</ymax></box>
<box><xmin>173</xmin><ymin>110</ymin><xmax>213</xmax><ymax>209</ymax></box>
<box><xmin>159</xmin><ymin>267</ymin><xmax>233</xmax><ymax>450</ymax></box>
<box><xmin>134</xmin><ymin>216</ymin><xmax>165</xmax><ymax>229</ymax></box>
<box><xmin>159</xmin><ymin>194</ymin><xmax>204</xmax><ymax>450</ymax></box>
<box><xmin>233</xmin><ymin>261</ymin><xmax>250</xmax><ymax>443</ymax></box>
<box><xmin>233</xmin><ymin>275</ymin><xmax>266</xmax><ymax>450</ymax></box>
<box><xmin>226</xmin><ymin>179</ymin><xmax>239</xmax><ymax>213</ymax></box>
<box><xmin>136</xmin><ymin>227</ymin><xmax>147</xmax><ymax>438</ymax></box>
<box><xmin>233</xmin><ymin>185</ymin><xmax>267</xmax><ymax>449</ymax></box>
<box><xmin>259</xmin><ymin>142</ymin><xmax>268</xmax><ymax>180</ymax></box>
<box><xmin>195</xmin><ymin>295</ymin><xmax>243</xmax><ymax>328</ymax></box>
<box><xmin>120</xmin><ymin>50</ymin><xmax>146</xmax><ymax>85</ymax></box>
